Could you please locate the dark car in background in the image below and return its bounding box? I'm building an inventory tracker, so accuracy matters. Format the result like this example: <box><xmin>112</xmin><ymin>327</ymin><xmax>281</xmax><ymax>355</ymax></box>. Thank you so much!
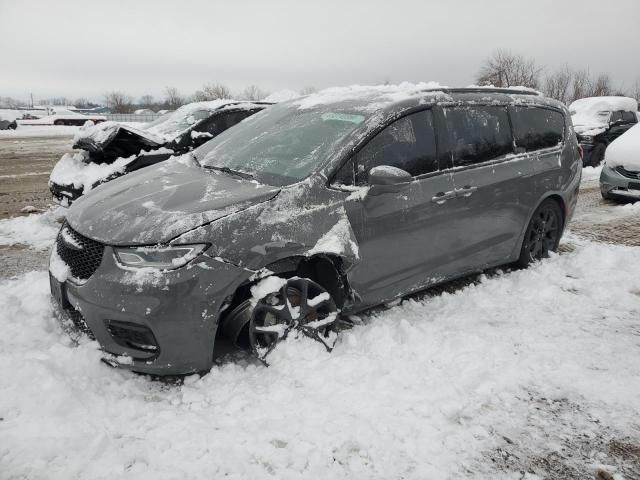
<box><xmin>50</xmin><ymin>86</ymin><xmax>581</xmax><ymax>375</ymax></box>
<box><xmin>48</xmin><ymin>100</ymin><xmax>270</xmax><ymax>205</ymax></box>
<box><xmin>570</xmin><ymin>96</ymin><xmax>638</xmax><ymax>167</ymax></box>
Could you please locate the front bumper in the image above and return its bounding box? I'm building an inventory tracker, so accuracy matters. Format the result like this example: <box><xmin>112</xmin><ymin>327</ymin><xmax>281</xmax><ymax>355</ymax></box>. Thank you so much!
<box><xmin>600</xmin><ymin>164</ymin><xmax>640</xmax><ymax>200</ymax></box>
<box><xmin>50</xmin><ymin>246</ymin><xmax>254</xmax><ymax>375</ymax></box>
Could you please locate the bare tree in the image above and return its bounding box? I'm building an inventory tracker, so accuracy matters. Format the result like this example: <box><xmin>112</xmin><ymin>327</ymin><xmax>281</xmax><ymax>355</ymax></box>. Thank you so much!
<box><xmin>241</xmin><ymin>84</ymin><xmax>268</xmax><ymax>101</ymax></box>
<box><xmin>590</xmin><ymin>74</ymin><xmax>612</xmax><ymax>97</ymax></box>
<box><xmin>476</xmin><ymin>49</ymin><xmax>542</xmax><ymax>89</ymax></box>
<box><xmin>194</xmin><ymin>83</ymin><xmax>231</xmax><ymax>101</ymax></box>
<box><xmin>104</xmin><ymin>91</ymin><xmax>133</xmax><ymax>113</ymax></box>
<box><xmin>164</xmin><ymin>86</ymin><xmax>184</xmax><ymax>109</ymax></box>
<box><xmin>139</xmin><ymin>94</ymin><xmax>155</xmax><ymax>108</ymax></box>
<box><xmin>73</xmin><ymin>98</ymin><xmax>89</xmax><ymax>108</ymax></box>
<box><xmin>543</xmin><ymin>65</ymin><xmax>572</xmax><ymax>104</ymax></box>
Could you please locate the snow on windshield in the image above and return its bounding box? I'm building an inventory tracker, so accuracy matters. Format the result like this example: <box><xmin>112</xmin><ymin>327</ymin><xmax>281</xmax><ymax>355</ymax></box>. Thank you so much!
<box><xmin>604</xmin><ymin>123</ymin><xmax>640</xmax><ymax>170</ymax></box>
<box><xmin>197</xmin><ymin>83</ymin><xmax>444</xmax><ymax>186</ymax></box>
<box><xmin>569</xmin><ymin>96</ymin><xmax>638</xmax><ymax>136</ymax></box>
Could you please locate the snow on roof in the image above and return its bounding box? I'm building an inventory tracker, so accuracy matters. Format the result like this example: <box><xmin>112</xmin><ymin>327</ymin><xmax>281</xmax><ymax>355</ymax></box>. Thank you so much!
<box><xmin>570</xmin><ymin>96</ymin><xmax>638</xmax><ymax>136</ymax></box>
<box><xmin>293</xmin><ymin>82</ymin><xmax>444</xmax><ymax>111</ymax></box>
<box><xmin>264</xmin><ymin>89</ymin><xmax>302</xmax><ymax>103</ymax></box>
<box><xmin>604</xmin><ymin>123</ymin><xmax>640</xmax><ymax>170</ymax></box>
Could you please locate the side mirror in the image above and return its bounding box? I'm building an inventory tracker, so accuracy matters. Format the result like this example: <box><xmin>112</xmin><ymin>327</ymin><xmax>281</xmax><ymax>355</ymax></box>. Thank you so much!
<box><xmin>368</xmin><ymin>165</ymin><xmax>412</xmax><ymax>195</ymax></box>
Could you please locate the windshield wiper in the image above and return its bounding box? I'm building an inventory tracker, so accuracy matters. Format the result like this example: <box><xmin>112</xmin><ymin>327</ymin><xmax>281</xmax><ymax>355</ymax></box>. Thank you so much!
<box><xmin>204</xmin><ymin>165</ymin><xmax>254</xmax><ymax>180</ymax></box>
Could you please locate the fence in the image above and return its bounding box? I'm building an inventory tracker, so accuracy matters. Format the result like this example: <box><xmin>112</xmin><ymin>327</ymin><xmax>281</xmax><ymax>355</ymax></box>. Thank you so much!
<box><xmin>105</xmin><ymin>113</ymin><xmax>164</xmax><ymax>123</ymax></box>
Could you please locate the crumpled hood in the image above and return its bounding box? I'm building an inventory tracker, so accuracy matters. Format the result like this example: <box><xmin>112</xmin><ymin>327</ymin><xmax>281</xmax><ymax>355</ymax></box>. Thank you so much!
<box><xmin>66</xmin><ymin>161</ymin><xmax>280</xmax><ymax>245</ymax></box>
<box><xmin>73</xmin><ymin>122</ymin><xmax>166</xmax><ymax>154</ymax></box>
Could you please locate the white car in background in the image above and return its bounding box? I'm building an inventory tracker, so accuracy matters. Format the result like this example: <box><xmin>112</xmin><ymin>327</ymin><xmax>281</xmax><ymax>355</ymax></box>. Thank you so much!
<box><xmin>600</xmin><ymin>123</ymin><xmax>640</xmax><ymax>201</ymax></box>
<box><xmin>18</xmin><ymin>107</ymin><xmax>106</xmax><ymax>126</ymax></box>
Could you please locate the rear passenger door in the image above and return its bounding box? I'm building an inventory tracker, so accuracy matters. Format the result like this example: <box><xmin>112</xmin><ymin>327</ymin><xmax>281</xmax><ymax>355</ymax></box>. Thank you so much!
<box><xmin>440</xmin><ymin>105</ymin><xmax>526</xmax><ymax>270</ymax></box>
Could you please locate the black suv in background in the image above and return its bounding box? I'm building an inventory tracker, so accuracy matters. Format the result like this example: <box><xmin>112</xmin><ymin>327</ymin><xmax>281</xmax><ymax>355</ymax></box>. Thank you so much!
<box><xmin>569</xmin><ymin>96</ymin><xmax>638</xmax><ymax>167</ymax></box>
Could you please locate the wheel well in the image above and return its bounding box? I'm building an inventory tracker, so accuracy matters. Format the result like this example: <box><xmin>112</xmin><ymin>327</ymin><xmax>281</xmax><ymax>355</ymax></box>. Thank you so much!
<box><xmin>546</xmin><ymin>194</ymin><xmax>566</xmax><ymax>223</ymax></box>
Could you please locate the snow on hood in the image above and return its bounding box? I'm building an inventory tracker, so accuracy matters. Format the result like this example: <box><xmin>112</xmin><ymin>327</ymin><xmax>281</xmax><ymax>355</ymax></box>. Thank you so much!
<box><xmin>66</xmin><ymin>160</ymin><xmax>280</xmax><ymax>245</ymax></box>
<box><xmin>569</xmin><ymin>96</ymin><xmax>638</xmax><ymax>136</ymax></box>
<box><xmin>293</xmin><ymin>82</ymin><xmax>444</xmax><ymax>112</ymax></box>
<box><xmin>48</xmin><ymin>150</ymin><xmax>138</xmax><ymax>193</ymax></box>
<box><xmin>604</xmin><ymin>123</ymin><xmax>640</xmax><ymax>171</ymax></box>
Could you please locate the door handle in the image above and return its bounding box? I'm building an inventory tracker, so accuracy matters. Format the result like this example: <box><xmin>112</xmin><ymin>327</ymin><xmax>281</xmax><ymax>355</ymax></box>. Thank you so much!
<box><xmin>455</xmin><ymin>185</ymin><xmax>478</xmax><ymax>197</ymax></box>
<box><xmin>431</xmin><ymin>190</ymin><xmax>457</xmax><ymax>204</ymax></box>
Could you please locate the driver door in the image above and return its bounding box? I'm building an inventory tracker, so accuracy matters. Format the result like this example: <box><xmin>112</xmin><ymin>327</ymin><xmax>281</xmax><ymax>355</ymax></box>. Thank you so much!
<box><xmin>337</xmin><ymin>109</ymin><xmax>459</xmax><ymax>305</ymax></box>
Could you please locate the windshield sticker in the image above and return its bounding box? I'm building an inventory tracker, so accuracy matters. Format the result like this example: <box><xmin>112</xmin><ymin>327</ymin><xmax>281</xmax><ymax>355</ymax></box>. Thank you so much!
<box><xmin>321</xmin><ymin>112</ymin><xmax>365</xmax><ymax>124</ymax></box>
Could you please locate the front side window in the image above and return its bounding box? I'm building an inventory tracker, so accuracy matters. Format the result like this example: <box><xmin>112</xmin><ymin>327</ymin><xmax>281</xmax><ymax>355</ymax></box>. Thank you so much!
<box><xmin>610</xmin><ymin>111</ymin><xmax>624</xmax><ymax>123</ymax></box>
<box><xmin>443</xmin><ymin>106</ymin><xmax>512</xmax><ymax>167</ymax></box>
<box><xmin>511</xmin><ymin>107</ymin><xmax>565</xmax><ymax>152</ymax></box>
<box><xmin>342</xmin><ymin>110</ymin><xmax>438</xmax><ymax>186</ymax></box>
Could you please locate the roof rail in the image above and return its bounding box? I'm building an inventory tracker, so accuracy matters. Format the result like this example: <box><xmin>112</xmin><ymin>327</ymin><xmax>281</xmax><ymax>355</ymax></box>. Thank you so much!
<box><xmin>422</xmin><ymin>87</ymin><xmax>541</xmax><ymax>96</ymax></box>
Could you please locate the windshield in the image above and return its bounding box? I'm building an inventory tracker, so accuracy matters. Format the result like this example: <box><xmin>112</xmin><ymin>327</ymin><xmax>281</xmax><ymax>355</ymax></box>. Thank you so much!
<box><xmin>195</xmin><ymin>103</ymin><xmax>367</xmax><ymax>186</ymax></box>
<box><xmin>143</xmin><ymin>108</ymin><xmax>212</xmax><ymax>139</ymax></box>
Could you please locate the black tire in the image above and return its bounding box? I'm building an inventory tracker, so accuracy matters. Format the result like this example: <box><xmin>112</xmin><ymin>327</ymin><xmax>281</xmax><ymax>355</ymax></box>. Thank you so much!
<box><xmin>588</xmin><ymin>142</ymin><xmax>607</xmax><ymax>167</ymax></box>
<box><xmin>8</xmin><ymin>122</ymin><xmax>17</xmax><ymax>130</ymax></box>
<box><xmin>516</xmin><ymin>199</ymin><xmax>564</xmax><ymax>268</ymax></box>
<box><xmin>54</xmin><ymin>120</ymin><xmax>65</xmax><ymax>126</ymax></box>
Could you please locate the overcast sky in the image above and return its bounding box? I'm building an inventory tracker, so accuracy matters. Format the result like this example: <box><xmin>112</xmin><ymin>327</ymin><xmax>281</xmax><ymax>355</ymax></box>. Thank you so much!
<box><xmin>1</xmin><ymin>0</ymin><xmax>639</xmax><ymax>102</ymax></box>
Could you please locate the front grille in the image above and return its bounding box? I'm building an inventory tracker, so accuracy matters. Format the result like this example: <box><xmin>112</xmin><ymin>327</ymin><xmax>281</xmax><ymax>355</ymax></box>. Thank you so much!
<box><xmin>616</xmin><ymin>166</ymin><xmax>640</xmax><ymax>179</ymax></box>
<box><xmin>56</xmin><ymin>221</ymin><xmax>105</xmax><ymax>280</ymax></box>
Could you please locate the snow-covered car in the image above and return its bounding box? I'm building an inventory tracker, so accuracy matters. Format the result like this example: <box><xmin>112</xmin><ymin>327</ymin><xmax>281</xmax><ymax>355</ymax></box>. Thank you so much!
<box><xmin>600</xmin><ymin>123</ymin><xmax>640</xmax><ymax>201</ymax></box>
<box><xmin>49</xmin><ymin>86</ymin><xmax>580</xmax><ymax>375</ymax></box>
<box><xmin>569</xmin><ymin>96</ymin><xmax>638</xmax><ymax>167</ymax></box>
<box><xmin>0</xmin><ymin>109</ymin><xmax>20</xmax><ymax>130</ymax></box>
<box><xmin>18</xmin><ymin>108</ymin><xmax>107</xmax><ymax>126</ymax></box>
<box><xmin>48</xmin><ymin>100</ymin><xmax>271</xmax><ymax>205</ymax></box>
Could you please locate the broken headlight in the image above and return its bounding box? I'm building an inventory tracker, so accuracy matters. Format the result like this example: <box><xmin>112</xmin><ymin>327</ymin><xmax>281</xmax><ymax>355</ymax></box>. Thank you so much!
<box><xmin>114</xmin><ymin>244</ymin><xmax>208</xmax><ymax>269</ymax></box>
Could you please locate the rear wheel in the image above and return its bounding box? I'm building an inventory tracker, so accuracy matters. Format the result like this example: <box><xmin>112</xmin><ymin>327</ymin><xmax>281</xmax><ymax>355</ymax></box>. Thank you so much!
<box><xmin>516</xmin><ymin>199</ymin><xmax>563</xmax><ymax>267</ymax></box>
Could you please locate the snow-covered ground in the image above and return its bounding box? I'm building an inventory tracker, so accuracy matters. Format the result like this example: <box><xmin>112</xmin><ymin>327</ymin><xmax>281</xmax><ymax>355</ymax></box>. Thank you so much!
<box><xmin>0</xmin><ymin>125</ymin><xmax>80</xmax><ymax>138</ymax></box>
<box><xmin>1</xmin><ymin>138</ymin><xmax>639</xmax><ymax>477</ymax></box>
<box><xmin>1</xmin><ymin>237</ymin><xmax>639</xmax><ymax>479</ymax></box>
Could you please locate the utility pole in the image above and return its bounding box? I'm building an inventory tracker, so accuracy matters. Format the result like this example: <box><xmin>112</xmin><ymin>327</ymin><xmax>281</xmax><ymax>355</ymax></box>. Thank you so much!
<box><xmin>30</xmin><ymin>93</ymin><xmax>34</xmax><ymax>108</ymax></box>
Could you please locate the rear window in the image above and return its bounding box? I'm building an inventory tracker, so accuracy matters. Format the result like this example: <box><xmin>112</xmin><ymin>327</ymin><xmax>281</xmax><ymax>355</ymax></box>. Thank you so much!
<box><xmin>443</xmin><ymin>106</ymin><xmax>513</xmax><ymax>167</ymax></box>
<box><xmin>511</xmin><ymin>107</ymin><xmax>564</xmax><ymax>152</ymax></box>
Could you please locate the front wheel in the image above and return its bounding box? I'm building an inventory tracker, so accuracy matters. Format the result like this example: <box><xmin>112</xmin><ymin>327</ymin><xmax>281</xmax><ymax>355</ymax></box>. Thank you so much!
<box><xmin>516</xmin><ymin>199</ymin><xmax>564</xmax><ymax>268</ymax></box>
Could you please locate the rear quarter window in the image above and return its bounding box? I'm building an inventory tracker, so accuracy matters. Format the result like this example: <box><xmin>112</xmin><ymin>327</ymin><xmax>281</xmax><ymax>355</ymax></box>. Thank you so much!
<box><xmin>510</xmin><ymin>107</ymin><xmax>564</xmax><ymax>152</ymax></box>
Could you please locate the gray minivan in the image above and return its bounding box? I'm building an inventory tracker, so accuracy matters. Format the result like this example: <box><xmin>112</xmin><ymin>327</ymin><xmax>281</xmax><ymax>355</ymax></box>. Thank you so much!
<box><xmin>50</xmin><ymin>87</ymin><xmax>581</xmax><ymax>375</ymax></box>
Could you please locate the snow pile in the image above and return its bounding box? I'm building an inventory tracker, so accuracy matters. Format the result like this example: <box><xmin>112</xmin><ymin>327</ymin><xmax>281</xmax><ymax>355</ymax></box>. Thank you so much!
<box><xmin>1</xmin><ymin>240</ymin><xmax>639</xmax><ymax>478</ymax></box>
<box><xmin>0</xmin><ymin>207</ymin><xmax>63</xmax><ymax>250</ymax></box>
<box><xmin>604</xmin><ymin>123</ymin><xmax>640</xmax><ymax>170</ymax></box>
<box><xmin>49</xmin><ymin>151</ymin><xmax>136</xmax><ymax>192</ymax></box>
<box><xmin>308</xmin><ymin>214</ymin><xmax>359</xmax><ymax>258</ymax></box>
<box><xmin>569</xmin><ymin>96</ymin><xmax>638</xmax><ymax>136</ymax></box>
